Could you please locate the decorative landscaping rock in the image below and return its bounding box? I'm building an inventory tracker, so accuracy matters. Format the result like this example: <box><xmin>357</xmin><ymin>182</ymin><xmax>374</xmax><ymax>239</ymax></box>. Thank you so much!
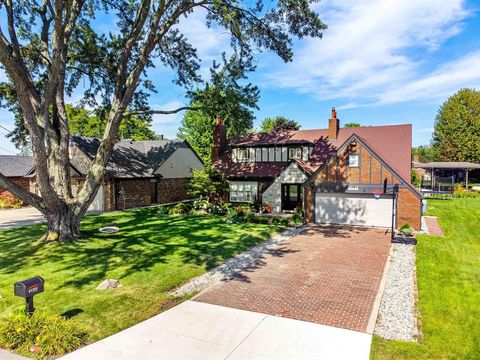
<box><xmin>170</xmin><ymin>227</ymin><xmax>304</xmax><ymax>297</ymax></box>
<box><xmin>375</xmin><ymin>243</ymin><xmax>418</xmax><ymax>341</ymax></box>
<box><xmin>96</xmin><ymin>279</ymin><xmax>121</xmax><ymax>290</ymax></box>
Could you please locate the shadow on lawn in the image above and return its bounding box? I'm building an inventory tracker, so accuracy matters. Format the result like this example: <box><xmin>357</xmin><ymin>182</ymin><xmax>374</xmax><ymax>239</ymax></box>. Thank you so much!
<box><xmin>0</xmin><ymin>209</ymin><xmax>278</xmax><ymax>289</ymax></box>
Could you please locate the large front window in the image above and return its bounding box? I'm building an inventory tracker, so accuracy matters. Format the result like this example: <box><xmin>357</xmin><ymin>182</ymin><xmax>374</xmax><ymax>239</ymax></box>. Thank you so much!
<box><xmin>230</xmin><ymin>181</ymin><xmax>258</xmax><ymax>203</ymax></box>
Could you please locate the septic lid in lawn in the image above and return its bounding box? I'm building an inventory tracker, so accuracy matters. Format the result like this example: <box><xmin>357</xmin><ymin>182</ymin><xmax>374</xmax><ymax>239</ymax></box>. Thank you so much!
<box><xmin>99</xmin><ymin>226</ymin><xmax>120</xmax><ymax>233</ymax></box>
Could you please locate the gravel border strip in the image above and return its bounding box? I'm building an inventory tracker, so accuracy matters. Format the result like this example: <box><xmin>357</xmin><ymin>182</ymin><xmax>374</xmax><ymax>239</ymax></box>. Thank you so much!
<box><xmin>374</xmin><ymin>243</ymin><xmax>418</xmax><ymax>341</ymax></box>
<box><xmin>169</xmin><ymin>226</ymin><xmax>305</xmax><ymax>297</ymax></box>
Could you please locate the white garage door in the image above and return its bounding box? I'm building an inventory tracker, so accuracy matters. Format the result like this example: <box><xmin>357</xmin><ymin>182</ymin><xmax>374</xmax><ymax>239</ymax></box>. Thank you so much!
<box><xmin>315</xmin><ymin>192</ymin><xmax>392</xmax><ymax>227</ymax></box>
<box><xmin>88</xmin><ymin>185</ymin><xmax>104</xmax><ymax>212</ymax></box>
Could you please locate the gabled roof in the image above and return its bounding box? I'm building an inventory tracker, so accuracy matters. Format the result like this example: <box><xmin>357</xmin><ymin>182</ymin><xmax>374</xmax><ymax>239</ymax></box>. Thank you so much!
<box><xmin>0</xmin><ymin>155</ymin><xmax>34</xmax><ymax>177</ymax></box>
<box><xmin>216</xmin><ymin>124</ymin><xmax>412</xmax><ymax>182</ymax></box>
<box><xmin>304</xmin><ymin>133</ymin><xmax>421</xmax><ymax>198</ymax></box>
<box><xmin>70</xmin><ymin>136</ymin><xmax>194</xmax><ymax>178</ymax></box>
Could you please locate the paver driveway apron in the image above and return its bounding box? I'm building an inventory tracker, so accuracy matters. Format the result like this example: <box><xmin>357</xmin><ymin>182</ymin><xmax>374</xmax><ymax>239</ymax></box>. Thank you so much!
<box><xmin>197</xmin><ymin>225</ymin><xmax>391</xmax><ymax>333</ymax></box>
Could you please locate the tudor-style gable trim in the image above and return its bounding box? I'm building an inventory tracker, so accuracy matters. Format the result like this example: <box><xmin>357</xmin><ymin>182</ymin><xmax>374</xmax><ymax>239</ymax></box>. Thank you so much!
<box><xmin>304</xmin><ymin>133</ymin><xmax>422</xmax><ymax>199</ymax></box>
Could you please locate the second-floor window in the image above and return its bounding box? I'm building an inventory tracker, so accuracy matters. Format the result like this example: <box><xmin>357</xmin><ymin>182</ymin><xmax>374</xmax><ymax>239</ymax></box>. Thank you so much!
<box><xmin>288</xmin><ymin>147</ymin><xmax>302</xmax><ymax>160</ymax></box>
<box><xmin>232</xmin><ymin>145</ymin><xmax>309</xmax><ymax>162</ymax></box>
<box><xmin>347</xmin><ymin>153</ymin><xmax>359</xmax><ymax>167</ymax></box>
<box><xmin>236</xmin><ymin>148</ymin><xmax>250</xmax><ymax>162</ymax></box>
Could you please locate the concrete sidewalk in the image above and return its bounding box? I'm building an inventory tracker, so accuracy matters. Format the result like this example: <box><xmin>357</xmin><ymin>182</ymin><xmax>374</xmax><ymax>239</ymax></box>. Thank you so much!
<box><xmin>0</xmin><ymin>207</ymin><xmax>45</xmax><ymax>229</ymax></box>
<box><xmin>0</xmin><ymin>349</ymin><xmax>28</xmax><ymax>359</ymax></box>
<box><xmin>61</xmin><ymin>300</ymin><xmax>372</xmax><ymax>360</ymax></box>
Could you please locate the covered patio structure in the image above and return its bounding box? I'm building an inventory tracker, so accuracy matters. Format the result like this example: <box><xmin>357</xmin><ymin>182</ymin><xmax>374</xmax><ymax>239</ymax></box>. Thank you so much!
<box><xmin>413</xmin><ymin>162</ymin><xmax>480</xmax><ymax>194</ymax></box>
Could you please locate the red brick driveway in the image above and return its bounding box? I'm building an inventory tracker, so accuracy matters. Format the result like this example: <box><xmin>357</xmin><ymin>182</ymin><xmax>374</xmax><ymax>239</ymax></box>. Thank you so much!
<box><xmin>196</xmin><ymin>225</ymin><xmax>391</xmax><ymax>333</ymax></box>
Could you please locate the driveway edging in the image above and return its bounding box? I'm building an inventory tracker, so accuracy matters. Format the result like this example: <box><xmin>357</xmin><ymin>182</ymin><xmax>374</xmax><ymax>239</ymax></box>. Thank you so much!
<box><xmin>366</xmin><ymin>242</ymin><xmax>393</xmax><ymax>334</ymax></box>
<box><xmin>170</xmin><ymin>226</ymin><xmax>305</xmax><ymax>298</ymax></box>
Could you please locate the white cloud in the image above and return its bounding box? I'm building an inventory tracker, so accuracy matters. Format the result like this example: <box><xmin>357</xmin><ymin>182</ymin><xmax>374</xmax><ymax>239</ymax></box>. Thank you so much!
<box><xmin>177</xmin><ymin>8</ymin><xmax>230</xmax><ymax>63</ymax></box>
<box><xmin>175</xmin><ymin>8</ymin><xmax>231</xmax><ymax>80</ymax></box>
<box><xmin>378</xmin><ymin>50</ymin><xmax>480</xmax><ymax>104</ymax></box>
<box><xmin>263</xmin><ymin>0</ymin><xmax>471</xmax><ymax>106</ymax></box>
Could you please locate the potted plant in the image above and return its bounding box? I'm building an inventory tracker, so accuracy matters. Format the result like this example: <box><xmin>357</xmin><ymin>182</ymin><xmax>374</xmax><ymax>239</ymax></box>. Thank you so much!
<box><xmin>399</xmin><ymin>223</ymin><xmax>414</xmax><ymax>237</ymax></box>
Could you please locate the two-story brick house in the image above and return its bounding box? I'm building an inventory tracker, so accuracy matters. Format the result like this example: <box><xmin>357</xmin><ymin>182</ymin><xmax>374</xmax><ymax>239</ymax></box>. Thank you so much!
<box><xmin>213</xmin><ymin>109</ymin><xmax>422</xmax><ymax>229</ymax></box>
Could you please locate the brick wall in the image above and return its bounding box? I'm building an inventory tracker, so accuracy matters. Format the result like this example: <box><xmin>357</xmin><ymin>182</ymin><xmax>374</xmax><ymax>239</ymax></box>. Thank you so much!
<box><xmin>397</xmin><ymin>188</ymin><xmax>421</xmax><ymax>230</ymax></box>
<box><xmin>102</xmin><ymin>178</ymin><xmax>193</xmax><ymax>211</ymax></box>
<box><xmin>304</xmin><ymin>188</ymin><xmax>315</xmax><ymax>223</ymax></box>
<box><xmin>115</xmin><ymin>179</ymin><xmax>151</xmax><ymax>210</ymax></box>
<box><xmin>157</xmin><ymin>178</ymin><xmax>191</xmax><ymax>204</ymax></box>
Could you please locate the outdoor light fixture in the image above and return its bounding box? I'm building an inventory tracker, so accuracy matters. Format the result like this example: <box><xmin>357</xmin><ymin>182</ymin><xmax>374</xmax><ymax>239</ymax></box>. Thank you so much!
<box><xmin>14</xmin><ymin>276</ymin><xmax>44</xmax><ymax>315</ymax></box>
<box><xmin>350</xmin><ymin>139</ymin><xmax>357</xmax><ymax>147</ymax></box>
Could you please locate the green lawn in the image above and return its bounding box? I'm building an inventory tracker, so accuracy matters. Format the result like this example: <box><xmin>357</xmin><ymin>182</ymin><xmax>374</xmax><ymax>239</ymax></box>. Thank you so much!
<box><xmin>0</xmin><ymin>207</ymin><xmax>283</xmax><ymax>343</ymax></box>
<box><xmin>371</xmin><ymin>198</ymin><xmax>480</xmax><ymax>359</ymax></box>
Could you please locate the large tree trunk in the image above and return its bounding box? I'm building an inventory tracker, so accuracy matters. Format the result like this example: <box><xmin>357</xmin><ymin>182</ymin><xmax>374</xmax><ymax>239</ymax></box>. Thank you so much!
<box><xmin>43</xmin><ymin>207</ymin><xmax>81</xmax><ymax>242</ymax></box>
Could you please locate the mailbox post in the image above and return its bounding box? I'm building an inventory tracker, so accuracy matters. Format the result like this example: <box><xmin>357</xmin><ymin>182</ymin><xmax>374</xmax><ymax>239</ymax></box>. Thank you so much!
<box><xmin>14</xmin><ymin>276</ymin><xmax>45</xmax><ymax>315</ymax></box>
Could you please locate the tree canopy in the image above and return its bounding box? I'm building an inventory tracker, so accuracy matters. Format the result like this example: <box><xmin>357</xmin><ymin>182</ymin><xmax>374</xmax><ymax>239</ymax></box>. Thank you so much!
<box><xmin>259</xmin><ymin>116</ymin><xmax>301</xmax><ymax>132</ymax></box>
<box><xmin>344</xmin><ymin>122</ymin><xmax>360</xmax><ymax>128</ymax></box>
<box><xmin>178</xmin><ymin>53</ymin><xmax>259</xmax><ymax>163</ymax></box>
<box><xmin>0</xmin><ymin>0</ymin><xmax>326</xmax><ymax>241</ymax></box>
<box><xmin>432</xmin><ymin>88</ymin><xmax>480</xmax><ymax>163</ymax></box>
<box><xmin>188</xmin><ymin>167</ymin><xmax>229</xmax><ymax>203</ymax></box>
<box><xmin>412</xmin><ymin>145</ymin><xmax>435</xmax><ymax>163</ymax></box>
<box><xmin>67</xmin><ymin>105</ymin><xmax>159</xmax><ymax>140</ymax></box>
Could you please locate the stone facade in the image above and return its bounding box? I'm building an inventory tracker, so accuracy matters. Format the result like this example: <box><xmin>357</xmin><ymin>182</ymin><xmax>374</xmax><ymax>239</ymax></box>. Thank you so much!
<box><xmin>262</xmin><ymin>163</ymin><xmax>308</xmax><ymax>213</ymax></box>
<box><xmin>305</xmin><ymin>138</ymin><xmax>422</xmax><ymax>229</ymax></box>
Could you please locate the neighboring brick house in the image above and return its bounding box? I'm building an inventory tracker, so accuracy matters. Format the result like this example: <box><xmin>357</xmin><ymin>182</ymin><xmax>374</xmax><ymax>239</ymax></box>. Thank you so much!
<box><xmin>67</xmin><ymin>136</ymin><xmax>204</xmax><ymax>211</ymax></box>
<box><xmin>0</xmin><ymin>155</ymin><xmax>35</xmax><ymax>204</ymax></box>
<box><xmin>213</xmin><ymin>109</ymin><xmax>422</xmax><ymax>229</ymax></box>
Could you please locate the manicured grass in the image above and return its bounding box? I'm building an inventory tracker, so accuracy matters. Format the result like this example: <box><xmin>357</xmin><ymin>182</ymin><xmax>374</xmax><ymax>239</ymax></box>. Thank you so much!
<box><xmin>0</xmin><ymin>207</ymin><xmax>283</xmax><ymax>344</ymax></box>
<box><xmin>371</xmin><ymin>198</ymin><xmax>480</xmax><ymax>359</ymax></box>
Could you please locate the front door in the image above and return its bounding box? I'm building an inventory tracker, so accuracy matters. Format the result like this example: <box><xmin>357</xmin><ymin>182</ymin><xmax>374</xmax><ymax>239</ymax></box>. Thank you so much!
<box><xmin>281</xmin><ymin>184</ymin><xmax>302</xmax><ymax>211</ymax></box>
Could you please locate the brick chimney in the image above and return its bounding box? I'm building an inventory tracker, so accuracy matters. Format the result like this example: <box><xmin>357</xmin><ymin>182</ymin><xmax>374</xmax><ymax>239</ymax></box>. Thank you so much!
<box><xmin>211</xmin><ymin>116</ymin><xmax>227</xmax><ymax>162</ymax></box>
<box><xmin>328</xmin><ymin>107</ymin><xmax>339</xmax><ymax>140</ymax></box>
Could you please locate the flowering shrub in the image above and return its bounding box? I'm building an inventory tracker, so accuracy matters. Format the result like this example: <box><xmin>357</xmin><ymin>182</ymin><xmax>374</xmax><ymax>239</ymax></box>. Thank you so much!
<box><xmin>262</xmin><ymin>203</ymin><xmax>273</xmax><ymax>213</ymax></box>
<box><xmin>235</xmin><ymin>205</ymin><xmax>251</xmax><ymax>217</ymax></box>
<box><xmin>0</xmin><ymin>191</ymin><xmax>23</xmax><ymax>209</ymax></box>
<box><xmin>193</xmin><ymin>199</ymin><xmax>212</xmax><ymax>211</ymax></box>
<box><xmin>210</xmin><ymin>204</ymin><xmax>228</xmax><ymax>216</ymax></box>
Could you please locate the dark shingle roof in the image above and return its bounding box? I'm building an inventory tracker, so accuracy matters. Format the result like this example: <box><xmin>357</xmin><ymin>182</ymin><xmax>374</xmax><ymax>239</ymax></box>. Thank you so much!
<box><xmin>0</xmin><ymin>155</ymin><xmax>34</xmax><ymax>177</ymax></box>
<box><xmin>70</xmin><ymin>136</ymin><xmax>190</xmax><ymax>178</ymax></box>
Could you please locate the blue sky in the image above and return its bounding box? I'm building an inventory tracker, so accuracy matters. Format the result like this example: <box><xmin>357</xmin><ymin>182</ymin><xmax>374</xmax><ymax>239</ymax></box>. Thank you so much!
<box><xmin>1</xmin><ymin>0</ymin><xmax>480</xmax><ymax>154</ymax></box>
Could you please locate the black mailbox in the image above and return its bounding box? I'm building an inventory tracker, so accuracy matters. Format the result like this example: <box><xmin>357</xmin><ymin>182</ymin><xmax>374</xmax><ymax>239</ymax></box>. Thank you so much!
<box><xmin>14</xmin><ymin>276</ymin><xmax>44</xmax><ymax>315</ymax></box>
